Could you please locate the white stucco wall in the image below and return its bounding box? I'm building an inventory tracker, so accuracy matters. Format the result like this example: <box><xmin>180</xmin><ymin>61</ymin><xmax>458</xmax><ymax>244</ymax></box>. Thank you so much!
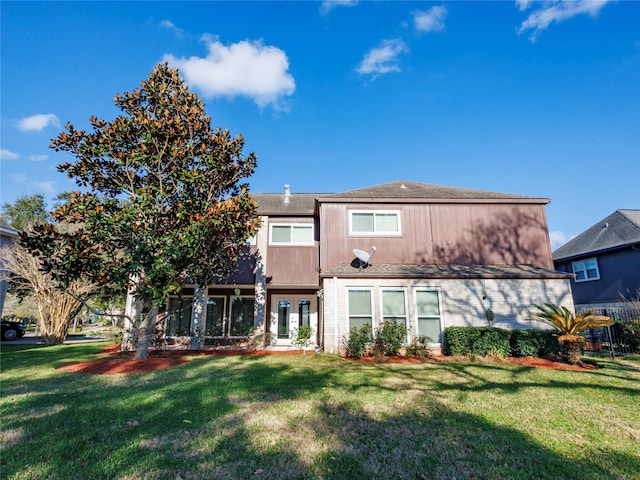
<box><xmin>321</xmin><ymin>276</ymin><xmax>574</xmax><ymax>354</ymax></box>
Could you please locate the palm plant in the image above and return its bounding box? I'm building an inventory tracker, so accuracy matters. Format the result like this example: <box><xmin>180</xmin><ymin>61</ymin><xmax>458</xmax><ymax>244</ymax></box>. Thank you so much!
<box><xmin>533</xmin><ymin>303</ymin><xmax>613</xmax><ymax>364</ymax></box>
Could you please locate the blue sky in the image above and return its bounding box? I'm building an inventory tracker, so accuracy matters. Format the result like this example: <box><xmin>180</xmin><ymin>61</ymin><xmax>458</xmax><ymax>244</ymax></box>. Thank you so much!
<box><xmin>1</xmin><ymin>1</ymin><xmax>639</xmax><ymax>249</ymax></box>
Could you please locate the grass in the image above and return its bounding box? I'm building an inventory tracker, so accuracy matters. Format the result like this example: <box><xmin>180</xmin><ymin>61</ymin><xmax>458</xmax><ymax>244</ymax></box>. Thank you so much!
<box><xmin>1</xmin><ymin>343</ymin><xmax>639</xmax><ymax>480</ymax></box>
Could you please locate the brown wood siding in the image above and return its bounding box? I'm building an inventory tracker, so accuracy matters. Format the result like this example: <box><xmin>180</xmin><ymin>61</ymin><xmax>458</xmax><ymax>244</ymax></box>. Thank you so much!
<box><xmin>267</xmin><ymin>246</ymin><xmax>319</xmax><ymax>285</ymax></box>
<box><xmin>264</xmin><ymin>215</ymin><xmax>320</xmax><ymax>286</ymax></box>
<box><xmin>320</xmin><ymin>203</ymin><xmax>553</xmax><ymax>271</ymax></box>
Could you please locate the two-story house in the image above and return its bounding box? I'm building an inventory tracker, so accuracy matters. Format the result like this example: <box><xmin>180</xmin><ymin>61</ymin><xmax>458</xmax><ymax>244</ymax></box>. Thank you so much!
<box><xmin>553</xmin><ymin>209</ymin><xmax>640</xmax><ymax>320</ymax></box>
<box><xmin>147</xmin><ymin>180</ymin><xmax>574</xmax><ymax>353</ymax></box>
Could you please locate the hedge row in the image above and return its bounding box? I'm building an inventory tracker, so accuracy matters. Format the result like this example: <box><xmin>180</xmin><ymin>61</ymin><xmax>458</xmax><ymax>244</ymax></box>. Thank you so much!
<box><xmin>443</xmin><ymin>326</ymin><xmax>563</xmax><ymax>357</ymax></box>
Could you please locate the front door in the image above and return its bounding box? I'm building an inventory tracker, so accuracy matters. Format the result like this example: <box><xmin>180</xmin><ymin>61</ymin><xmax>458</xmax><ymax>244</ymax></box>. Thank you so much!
<box><xmin>270</xmin><ymin>294</ymin><xmax>317</xmax><ymax>346</ymax></box>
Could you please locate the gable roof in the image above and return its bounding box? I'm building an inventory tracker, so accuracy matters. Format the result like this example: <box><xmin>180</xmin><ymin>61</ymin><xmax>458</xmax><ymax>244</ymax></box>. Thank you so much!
<box><xmin>553</xmin><ymin>209</ymin><xmax>640</xmax><ymax>261</ymax></box>
<box><xmin>318</xmin><ymin>180</ymin><xmax>549</xmax><ymax>204</ymax></box>
<box><xmin>252</xmin><ymin>180</ymin><xmax>549</xmax><ymax>215</ymax></box>
<box><xmin>252</xmin><ymin>193</ymin><xmax>321</xmax><ymax>215</ymax></box>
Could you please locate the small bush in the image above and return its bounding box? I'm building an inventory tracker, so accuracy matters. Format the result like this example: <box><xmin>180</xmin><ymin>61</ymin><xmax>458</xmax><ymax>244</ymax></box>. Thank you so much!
<box><xmin>373</xmin><ymin>321</ymin><xmax>407</xmax><ymax>356</ymax></box>
<box><xmin>292</xmin><ymin>325</ymin><xmax>314</xmax><ymax>350</ymax></box>
<box><xmin>510</xmin><ymin>329</ymin><xmax>561</xmax><ymax>357</ymax></box>
<box><xmin>406</xmin><ymin>335</ymin><xmax>433</xmax><ymax>360</ymax></box>
<box><xmin>613</xmin><ymin>320</ymin><xmax>640</xmax><ymax>353</ymax></box>
<box><xmin>344</xmin><ymin>323</ymin><xmax>373</xmax><ymax>359</ymax></box>
<box><xmin>443</xmin><ymin>327</ymin><xmax>511</xmax><ymax>357</ymax></box>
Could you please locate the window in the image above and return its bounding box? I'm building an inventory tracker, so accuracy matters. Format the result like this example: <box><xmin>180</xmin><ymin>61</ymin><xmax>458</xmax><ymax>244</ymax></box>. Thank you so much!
<box><xmin>348</xmin><ymin>289</ymin><xmax>373</xmax><ymax>330</ymax></box>
<box><xmin>277</xmin><ymin>299</ymin><xmax>290</xmax><ymax>339</ymax></box>
<box><xmin>572</xmin><ymin>258</ymin><xmax>600</xmax><ymax>282</ymax></box>
<box><xmin>415</xmin><ymin>290</ymin><xmax>442</xmax><ymax>343</ymax></box>
<box><xmin>166</xmin><ymin>297</ymin><xmax>192</xmax><ymax>337</ymax></box>
<box><xmin>205</xmin><ymin>297</ymin><xmax>225</xmax><ymax>337</ymax></box>
<box><xmin>298</xmin><ymin>300</ymin><xmax>311</xmax><ymax>328</ymax></box>
<box><xmin>350</xmin><ymin>211</ymin><xmax>400</xmax><ymax>235</ymax></box>
<box><xmin>381</xmin><ymin>289</ymin><xmax>407</xmax><ymax>332</ymax></box>
<box><xmin>270</xmin><ymin>224</ymin><xmax>314</xmax><ymax>245</ymax></box>
<box><xmin>230</xmin><ymin>297</ymin><xmax>255</xmax><ymax>336</ymax></box>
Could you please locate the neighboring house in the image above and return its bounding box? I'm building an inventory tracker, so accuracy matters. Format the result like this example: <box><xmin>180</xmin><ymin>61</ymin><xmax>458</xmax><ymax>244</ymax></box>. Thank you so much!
<box><xmin>553</xmin><ymin>209</ymin><xmax>640</xmax><ymax>319</ymax></box>
<box><xmin>142</xmin><ymin>180</ymin><xmax>573</xmax><ymax>353</ymax></box>
<box><xmin>0</xmin><ymin>218</ymin><xmax>20</xmax><ymax>317</ymax></box>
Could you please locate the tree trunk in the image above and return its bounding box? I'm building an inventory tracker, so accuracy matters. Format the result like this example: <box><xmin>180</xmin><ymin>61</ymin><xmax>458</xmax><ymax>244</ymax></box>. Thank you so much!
<box><xmin>562</xmin><ymin>339</ymin><xmax>583</xmax><ymax>365</ymax></box>
<box><xmin>135</xmin><ymin>304</ymin><xmax>157</xmax><ymax>359</ymax></box>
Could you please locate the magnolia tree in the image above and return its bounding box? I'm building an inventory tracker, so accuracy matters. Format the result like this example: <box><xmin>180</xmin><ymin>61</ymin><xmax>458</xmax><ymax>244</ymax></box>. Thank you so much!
<box><xmin>24</xmin><ymin>64</ymin><xmax>259</xmax><ymax>358</ymax></box>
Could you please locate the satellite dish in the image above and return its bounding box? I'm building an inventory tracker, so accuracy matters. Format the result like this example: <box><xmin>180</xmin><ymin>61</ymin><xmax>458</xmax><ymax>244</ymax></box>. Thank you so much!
<box><xmin>352</xmin><ymin>246</ymin><xmax>377</xmax><ymax>271</ymax></box>
<box><xmin>353</xmin><ymin>248</ymin><xmax>370</xmax><ymax>263</ymax></box>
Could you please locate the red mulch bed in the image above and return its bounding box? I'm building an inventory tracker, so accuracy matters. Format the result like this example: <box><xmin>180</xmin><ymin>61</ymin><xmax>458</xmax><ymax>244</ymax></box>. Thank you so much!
<box><xmin>353</xmin><ymin>354</ymin><xmax>597</xmax><ymax>371</ymax></box>
<box><xmin>57</xmin><ymin>345</ymin><xmax>308</xmax><ymax>375</ymax></box>
<box><xmin>57</xmin><ymin>345</ymin><xmax>596</xmax><ymax>375</ymax></box>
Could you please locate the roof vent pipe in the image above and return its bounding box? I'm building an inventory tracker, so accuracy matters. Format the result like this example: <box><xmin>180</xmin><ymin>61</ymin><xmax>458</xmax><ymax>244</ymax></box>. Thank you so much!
<box><xmin>284</xmin><ymin>184</ymin><xmax>290</xmax><ymax>204</ymax></box>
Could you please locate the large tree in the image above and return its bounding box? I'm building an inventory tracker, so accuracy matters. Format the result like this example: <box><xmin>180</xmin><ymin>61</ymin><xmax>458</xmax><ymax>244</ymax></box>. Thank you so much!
<box><xmin>24</xmin><ymin>63</ymin><xmax>259</xmax><ymax>359</ymax></box>
<box><xmin>1</xmin><ymin>193</ymin><xmax>48</xmax><ymax>231</ymax></box>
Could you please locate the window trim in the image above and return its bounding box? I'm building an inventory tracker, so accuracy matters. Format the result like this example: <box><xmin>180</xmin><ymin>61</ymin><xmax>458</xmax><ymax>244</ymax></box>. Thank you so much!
<box><xmin>165</xmin><ymin>296</ymin><xmax>193</xmax><ymax>338</ymax></box>
<box><xmin>572</xmin><ymin>257</ymin><xmax>600</xmax><ymax>282</ymax></box>
<box><xmin>380</xmin><ymin>288</ymin><xmax>409</xmax><ymax>343</ymax></box>
<box><xmin>228</xmin><ymin>295</ymin><xmax>256</xmax><ymax>338</ymax></box>
<box><xmin>413</xmin><ymin>288</ymin><xmax>443</xmax><ymax>345</ymax></box>
<box><xmin>349</xmin><ymin>210</ymin><xmax>402</xmax><ymax>236</ymax></box>
<box><xmin>269</xmin><ymin>223</ymin><xmax>315</xmax><ymax>245</ymax></box>
<box><xmin>204</xmin><ymin>295</ymin><xmax>226</xmax><ymax>338</ymax></box>
<box><xmin>347</xmin><ymin>288</ymin><xmax>374</xmax><ymax>330</ymax></box>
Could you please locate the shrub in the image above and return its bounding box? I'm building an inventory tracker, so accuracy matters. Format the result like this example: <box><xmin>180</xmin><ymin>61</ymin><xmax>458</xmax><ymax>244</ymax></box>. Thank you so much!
<box><xmin>406</xmin><ymin>335</ymin><xmax>433</xmax><ymax>360</ymax></box>
<box><xmin>373</xmin><ymin>321</ymin><xmax>407</xmax><ymax>356</ymax></box>
<box><xmin>292</xmin><ymin>325</ymin><xmax>314</xmax><ymax>351</ymax></box>
<box><xmin>443</xmin><ymin>327</ymin><xmax>511</xmax><ymax>357</ymax></box>
<box><xmin>510</xmin><ymin>329</ymin><xmax>559</xmax><ymax>357</ymax></box>
<box><xmin>612</xmin><ymin>320</ymin><xmax>640</xmax><ymax>353</ymax></box>
<box><xmin>344</xmin><ymin>323</ymin><xmax>373</xmax><ymax>359</ymax></box>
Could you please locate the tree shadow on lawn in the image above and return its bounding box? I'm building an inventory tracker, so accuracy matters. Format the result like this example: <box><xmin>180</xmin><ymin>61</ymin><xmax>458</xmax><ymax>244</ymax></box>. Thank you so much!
<box><xmin>408</xmin><ymin>361</ymin><xmax>640</xmax><ymax>398</ymax></box>
<box><xmin>2</xmin><ymin>354</ymin><xmax>638</xmax><ymax>479</ymax></box>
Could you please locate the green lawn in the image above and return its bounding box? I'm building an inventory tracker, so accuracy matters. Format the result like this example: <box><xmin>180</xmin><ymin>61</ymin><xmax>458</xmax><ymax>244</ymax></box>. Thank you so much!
<box><xmin>1</xmin><ymin>343</ymin><xmax>639</xmax><ymax>480</ymax></box>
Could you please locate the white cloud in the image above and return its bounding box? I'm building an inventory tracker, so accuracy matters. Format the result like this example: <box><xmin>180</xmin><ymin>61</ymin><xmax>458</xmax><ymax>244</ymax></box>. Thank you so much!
<box><xmin>29</xmin><ymin>154</ymin><xmax>49</xmax><ymax>162</ymax></box>
<box><xmin>17</xmin><ymin>113</ymin><xmax>60</xmax><ymax>132</ymax></box>
<box><xmin>356</xmin><ymin>38</ymin><xmax>409</xmax><ymax>79</ymax></box>
<box><xmin>515</xmin><ymin>0</ymin><xmax>533</xmax><ymax>11</ymax></box>
<box><xmin>517</xmin><ymin>0</ymin><xmax>614</xmax><ymax>42</ymax></box>
<box><xmin>549</xmin><ymin>230</ymin><xmax>575</xmax><ymax>251</ymax></box>
<box><xmin>33</xmin><ymin>181</ymin><xmax>55</xmax><ymax>193</ymax></box>
<box><xmin>0</xmin><ymin>149</ymin><xmax>20</xmax><ymax>161</ymax></box>
<box><xmin>160</xmin><ymin>20</ymin><xmax>184</xmax><ymax>38</ymax></box>
<box><xmin>163</xmin><ymin>36</ymin><xmax>295</xmax><ymax>109</ymax></box>
<box><xmin>319</xmin><ymin>0</ymin><xmax>358</xmax><ymax>16</ymax></box>
<box><xmin>413</xmin><ymin>6</ymin><xmax>448</xmax><ymax>33</ymax></box>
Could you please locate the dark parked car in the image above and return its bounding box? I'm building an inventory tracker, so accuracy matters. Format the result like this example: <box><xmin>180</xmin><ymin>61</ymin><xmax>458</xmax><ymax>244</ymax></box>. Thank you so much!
<box><xmin>1</xmin><ymin>320</ymin><xmax>26</xmax><ymax>340</ymax></box>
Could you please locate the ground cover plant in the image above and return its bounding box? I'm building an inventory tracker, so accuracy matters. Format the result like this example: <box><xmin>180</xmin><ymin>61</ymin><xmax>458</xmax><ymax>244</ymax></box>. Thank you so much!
<box><xmin>1</xmin><ymin>343</ymin><xmax>639</xmax><ymax>479</ymax></box>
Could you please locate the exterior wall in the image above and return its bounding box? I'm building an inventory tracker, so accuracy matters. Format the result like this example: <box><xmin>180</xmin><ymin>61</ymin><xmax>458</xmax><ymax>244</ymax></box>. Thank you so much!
<box><xmin>319</xmin><ymin>203</ymin><xmax>553</xmax><ymax>271</ymax></box>
<box><xmin>321</xmin><ymin>276</ymin><xmax>573</xmax><ymax>354</ymax></box>
<box><xmin>555</xmin><ymin>248</ymin><xmax>640</xmax><ymax>305</ymax></box>
<box><xmin>264</xmin><ymin>215</ymin><xmax>320</xmax><ymax>287</ymax></box>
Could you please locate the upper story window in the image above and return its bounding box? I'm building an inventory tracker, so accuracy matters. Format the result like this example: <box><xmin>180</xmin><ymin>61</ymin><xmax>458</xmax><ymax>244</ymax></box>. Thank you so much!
<box><xmin>572</xmin><ymin>258</ymin><xmax>600</xmax><ymax>282</ymax></box>
<box><xmin>269</xmin><ymin>224</ymin><xmax>314</xmax><ymax>245</ymax></box>
<box><xmin>350</xmin><ymin>210</ymin><xmax>401</xmax><ymax>235</ymax></box>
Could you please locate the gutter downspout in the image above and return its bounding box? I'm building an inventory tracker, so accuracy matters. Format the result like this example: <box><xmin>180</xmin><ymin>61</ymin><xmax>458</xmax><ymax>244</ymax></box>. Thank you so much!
<box><xmin>333</xmin><ymin>276</ymin><xmax>338</xmax><ymax>353</ymax></box>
